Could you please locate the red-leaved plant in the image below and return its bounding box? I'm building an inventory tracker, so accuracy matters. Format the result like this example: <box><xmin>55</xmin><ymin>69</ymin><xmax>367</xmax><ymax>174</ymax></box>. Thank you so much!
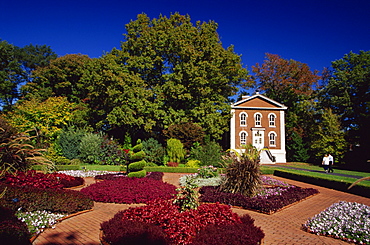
<box><xmin>81</xmin><ymin>177</ymin><xmax>177</xmax><ymax>204</ymax></box>
<box><xmin>0</xmin><ymin>170</ymin><xmax>84</xmax><ymax>189</ymax></box>
<box><xmin>101</xmin><ymin>199</ymin><xmax>264</xmax><ymax>245</ymax></box>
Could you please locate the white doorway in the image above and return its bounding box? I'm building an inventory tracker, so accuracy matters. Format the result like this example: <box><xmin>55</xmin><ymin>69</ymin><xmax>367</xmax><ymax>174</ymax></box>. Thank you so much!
<box><xmin>252</xmin><ymin>130</ymin><xmax>264</xmax><ymax>150</ymax></box>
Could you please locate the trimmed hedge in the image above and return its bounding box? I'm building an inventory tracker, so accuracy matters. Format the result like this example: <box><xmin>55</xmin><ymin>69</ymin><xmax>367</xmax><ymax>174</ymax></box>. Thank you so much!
<box><xmin>0</xmin><ymin>184</ymin><xmax>93</xmax><ymax>214</ymax></box>
<box><xmin>32</xmin><ymin>165</ymin><xmax>80</xmax><ymax>171</ymax></box>
<box><xmin>274</xmin><ymin>170</ymin><xmax>370</xmax><ymax>198</ymax></box>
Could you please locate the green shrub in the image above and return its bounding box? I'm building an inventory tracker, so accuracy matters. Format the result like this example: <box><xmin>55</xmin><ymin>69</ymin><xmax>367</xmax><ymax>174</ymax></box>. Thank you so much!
<box><xmin>144</xmin><ymin>167</ymin><xmax>199</xmax><ymax>173</ymax></box>
<box><xmin>128</xmin><ymin>160</ymin><xmax>147</xmax><ymax>171</ymax></box>
<box><xmin>57</xmin><ymin>127</ymin><xmax>87</xmax><ymax>160</ymax></box>
<box><xmin>166</xmin><ymin>138</ymin><xmax>186</xmax><ymax>164</ymax></box>
<box><xmin>186</xmin><ymin>160</ymin><xmax>200</xmax><ymax>168</ymax></box>
<box><xmin>128</xmin><ymin>139</ymin><xmax>146</xmax><ymax>177</ymax></box>
<box><xmin>189</xmin><ymin>140</ymin><xmax>225</xmax><ymax>167</ymax></box>
<box><xmin>142</xmin><ymin>138</ymin><xmax>165</xmax><ymax>165</ymax></box>
<box><xmin>128</xmin><ymin>169</ymin><xmax>147</xmax><ymax>178</ymax></box>
<box><xmin>70</xmin><ymin>159</ymin><xmax>83</xmax><ymax>165</ymax></box>
<box><xmin>79</xmin><ymin>132</ymin><xmax>104</xmax><ymax>164</ymax></box>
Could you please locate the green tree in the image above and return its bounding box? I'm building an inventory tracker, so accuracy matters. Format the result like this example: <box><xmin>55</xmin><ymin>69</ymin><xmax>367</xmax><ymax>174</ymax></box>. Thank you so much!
<box><xmin>310</xmin><ymin>108</ymin><xmax>347</xmax><ymax>163</ymax></box>
<box><xmin>57</xmin><ymin>126</ymin><xmax>89</xmax><ymax>160</ymax></box>
<box><xmin>0</xmin><ymin>40</ymin><xmax>23</xmax><ymax>109</ymax></box>
<box><xmin>249</xmin><ymin>53</ymin><xmax>320</xmax><ymax>162</ymax></box>
<box><xmin>319</xmin><ymin>51</ymin><xmax>370</xmax><ymax>165</ymax></box>
<box><xmin>21</xmin><ymin>54</ymin><xmax>91</xmax><ymax>103</ymax></box>
<box><xmin>109</xmin><ymin>13</ymin><xmax>249</xmax><ymax>139</ymax></box>
<box><xmin>163</xmin><ymin>122</ymin><xmax>204</xmax><ymax>151</ymax></box>
<box><xmin>0</xmin><ymin>40</ymin><xmax>57</xmax><ymax>110</ymax></box>
<box><xmin>4</xmin><ymin>97</ymin><xmax>79</xmax><ymax>146</ymax></box>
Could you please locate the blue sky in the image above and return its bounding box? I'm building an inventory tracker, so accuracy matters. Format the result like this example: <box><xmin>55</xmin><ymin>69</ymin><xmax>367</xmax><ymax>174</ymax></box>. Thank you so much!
<box><xmin>1</xmin><ymin>0</ymin><xmax>369</xmax><ymax>73</ymax></box>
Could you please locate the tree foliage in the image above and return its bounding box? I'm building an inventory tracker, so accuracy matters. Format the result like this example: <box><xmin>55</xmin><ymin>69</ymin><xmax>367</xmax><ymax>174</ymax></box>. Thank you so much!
<box><xmin>319</xmin><ymin>51</ymin><xmax>370</xmax><ymax>148</ymax></box>
<box><xmin>22</xmin><ymin>54</ymin><xmax>91</xmax><ymax>103</ymax></box>
<box><xmin>163</xmin><ymin>122</ymin><xmax>204</xmax><ymax>151</ymax></box>
<box><xmin>106</xmin><ymin>13</ymin><xmax>249</xmax><ymax>139</ymax></box>
<box><xmin>250</xmin><ymin>53</ymin><xmax>321</xmax><ymax>162</ymax></box>
<box><xmin>166</xmin><ymin>138</ymin><xmax>186</xmax><ymax>164</ymax></box>
<box><xmin>309</xmin><ymin>108</ymin><xmax>347</xmax><ymax>163</ymax></box>
<box><xmin>4</xmin><ymin>97</ymin><xmax>78</xmax><ymax>146</ymax></box>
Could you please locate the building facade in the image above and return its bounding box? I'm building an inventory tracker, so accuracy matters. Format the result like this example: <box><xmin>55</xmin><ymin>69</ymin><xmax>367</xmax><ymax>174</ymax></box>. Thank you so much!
<box><xmin>230</xmin><ymin>93</ymin><xmax>287</xmax><ymax>163</ymax></box>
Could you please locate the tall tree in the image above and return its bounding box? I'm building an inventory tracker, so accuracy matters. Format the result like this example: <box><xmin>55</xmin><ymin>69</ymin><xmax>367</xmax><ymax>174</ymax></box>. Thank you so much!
<box><xmin>319</xmin><ymin>51</ymin><xmax>370</xmax><ymax>166</ymax></box>
<box><xmin>0</xmin><ymin>41</ymin><xmax>57</xmax><ymax>110</ymax></box>
<box><xmin>21</xmin><ymin>54</ymin><xmax>91</xmax><ymax>103</ymax></box>
<box><xmin>309</xmin><ymin>108</ymin><xmax>347</xmax><ymax>163</ymax></box>
<box><xmin>15</xmin><ymin>44</ymin><xmax>57</xmax><ymax>83</ymax></box>
<box><xmin>109</xmin><ymin>13</ymin><xmax>249</xmax><ymax>139</ymax></box>
<box><xmin>0</xmin><ymin>40</ymin><xmax>23</xmax><ymax>109</ymax></box>
<box><xmin>249</xmin><ymin>53</ymin><xmax>321</xmax><ymax>162</ymax></box>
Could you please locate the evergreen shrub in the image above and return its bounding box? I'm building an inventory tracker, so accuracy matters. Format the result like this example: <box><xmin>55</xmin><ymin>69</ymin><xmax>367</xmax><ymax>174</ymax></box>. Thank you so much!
<box><xmin>142</xmin><ymin>138</ymin><xmax>165</xmax><ymax>165</ymax></box>
<box><xmin>127</xmin><ymin>169</ymin><xmax>147</xmax><ymax>178</ymax></box>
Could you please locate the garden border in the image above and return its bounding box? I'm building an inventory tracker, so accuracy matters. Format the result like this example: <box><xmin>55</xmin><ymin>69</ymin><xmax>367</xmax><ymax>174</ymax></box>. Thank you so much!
<box><xmin>274</xmin><ymin>170</ymin><xmax>370</xmax><ymax>198</ymax></box>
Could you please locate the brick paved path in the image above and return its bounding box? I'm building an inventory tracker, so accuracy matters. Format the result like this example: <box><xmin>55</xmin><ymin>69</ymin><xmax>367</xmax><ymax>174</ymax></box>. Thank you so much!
<box><xmin>32</xmin><ymin>173</ymin><xmax>370</xmax><ymax>245</ymax></box>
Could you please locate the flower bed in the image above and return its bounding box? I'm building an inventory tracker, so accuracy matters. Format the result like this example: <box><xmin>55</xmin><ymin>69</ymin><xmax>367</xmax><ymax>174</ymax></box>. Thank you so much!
<box><xmin>303</xmin><ymin>201</ymin><xmax>370</xmax><ymax>244</ymax></box>
<box><xmin>0</xmin><ymin>206</ymin><xmax>31</xmax><ymax>245</ymax></box>
<box><xmin>80</xmin><ymin>177</ymin><xmax>177</xmax><ymax>204</ymax></box>
<box><xmin>101</xmin><ymin>199</ymin><xmax>264</xmax><ymax>245</ymax></box>
<box><xmin>0</xmin><ymin>183</ymin><xmax>93</xmax><ymax>214</ymax></box>
<box><xmin>199</xmin><ymin>185</ymin><xmax>319</xmax><ymax>214</ymax></box>
<box><xmin>58</xmin><ymin>170</ymin><xmax>117</xmax><ymax>178</ymax></box>
<box><xmin>1</xmin><ymin>170</ymin><xmax>84</xmax><ymax>189</ymax></box>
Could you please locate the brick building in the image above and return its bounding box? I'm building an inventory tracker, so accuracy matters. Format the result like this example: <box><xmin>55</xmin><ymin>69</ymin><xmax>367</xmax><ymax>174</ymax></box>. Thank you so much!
<box><xmin>230</xmin><ymin>92</ymin><xmax>287</xmax><ymax>163</ymax></box>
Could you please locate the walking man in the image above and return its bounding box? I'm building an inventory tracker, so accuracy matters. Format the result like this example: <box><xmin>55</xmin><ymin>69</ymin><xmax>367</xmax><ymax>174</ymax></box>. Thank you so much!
<box><xmin>328</xmin><ymin>154</ymin><xmax>334</xmax><ymax>173</ymax></box>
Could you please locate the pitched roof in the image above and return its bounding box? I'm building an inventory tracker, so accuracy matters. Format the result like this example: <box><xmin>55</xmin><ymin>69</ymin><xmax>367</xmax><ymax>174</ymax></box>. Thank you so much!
<box><xmin>231</xmin><ymin>92</ymin><xmax>288</xmax><ymax>110</ymax></box>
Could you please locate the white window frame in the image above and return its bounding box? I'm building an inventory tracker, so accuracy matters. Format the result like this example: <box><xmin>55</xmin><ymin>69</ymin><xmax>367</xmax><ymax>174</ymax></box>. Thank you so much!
<box><xmin>239</xmin><ymin>131</ymin><xmax>248</xmax><ymax>145</ymax></box>
<box><xmin>268</xmin><ymin>113</ymin><xmax>276</xmax><ymax>127</ymax></box>
<box><xmin>254</xmin><ymin>112</ymin><xmax>262</xmax><ymax>127</ymax></box>
<box><xmin>268</xmin><ymin>132</ymin><xmax>277</xmax><ymax>146</ymax></box>
<box><xmin>239</xmin><ymin>112</ymin><xmax>247</xmax><ymax>127</ymax></box>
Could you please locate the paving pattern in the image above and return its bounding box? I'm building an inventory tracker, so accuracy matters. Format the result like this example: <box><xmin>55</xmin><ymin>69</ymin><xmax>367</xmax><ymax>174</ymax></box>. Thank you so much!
<box><xmin>32</xmin><ymin>173</ymin><xmax>370</xmax><ymax>245</ymax></box>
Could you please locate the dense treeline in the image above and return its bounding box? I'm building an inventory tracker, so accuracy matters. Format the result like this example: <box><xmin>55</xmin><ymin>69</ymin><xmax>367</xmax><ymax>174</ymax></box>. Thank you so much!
<box><xmin>1</xmin><ymin>13</ymin><xmax>369</xmax><ymax>170</ymax></box>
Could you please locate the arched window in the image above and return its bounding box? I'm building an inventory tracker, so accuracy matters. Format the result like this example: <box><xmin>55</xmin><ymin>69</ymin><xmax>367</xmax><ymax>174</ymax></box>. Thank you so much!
<box><xmin>240</xmin><ymin>112</ymin><xmax>247</xmax><ymax>126</ymax></box>
<box><xmin>254</xmin><ymin>113</ymin><xmax>262</xmax><ymax>127</ymax></box>
<box><xmin>269</xmin><ymin>132</ymin><xmax>277</xmax><ymax>146</ymax></box>
<box><xmin>269</xmin><ymin>113</ymin><xmax>276</xmax><ymax>127</ymax></box>
<box><xmin>240</xmin><ymin>131</ymin><xmax>247</xmax><ymax>145</ymax></box>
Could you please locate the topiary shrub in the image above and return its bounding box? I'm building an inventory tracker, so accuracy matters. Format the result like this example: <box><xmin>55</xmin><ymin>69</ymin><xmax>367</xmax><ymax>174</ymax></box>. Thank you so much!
<box><xmin>0</xmin><ymin>206</ymin><xmax>31</xmax><ymax>245</ymax></box>
<box><xmin>127</xmin><ymin>169</ymin><xmax>147</xmax><ymax>178</ymax></box>
<box><xmin>128</xmin><ymin>139</ymin><xmax>147</xmax><ymax>177</ymax></box>
<box><xmin>101</xmin><ymin>219</ymin><xmax>169</xmax><ymax>245</ymax></box>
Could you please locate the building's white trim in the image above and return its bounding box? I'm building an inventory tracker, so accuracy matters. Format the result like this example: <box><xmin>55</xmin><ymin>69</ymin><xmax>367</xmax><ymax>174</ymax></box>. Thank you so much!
<box><xmin>230</xmin><ymin>109</ymin><xmax>236</xmax><ymax>150</ymax></box>
<box><xmin>280</xmin><ymin>110</ymin><xmax>286</xmax><ymax>155</ymax></box>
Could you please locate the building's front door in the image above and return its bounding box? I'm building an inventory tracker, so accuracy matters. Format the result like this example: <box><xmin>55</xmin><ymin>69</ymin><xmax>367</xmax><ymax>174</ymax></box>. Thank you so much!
<box><xmin>252</xmin><ymin>130</ymin><xmax>264</xmax><ymax>150</ymax></box>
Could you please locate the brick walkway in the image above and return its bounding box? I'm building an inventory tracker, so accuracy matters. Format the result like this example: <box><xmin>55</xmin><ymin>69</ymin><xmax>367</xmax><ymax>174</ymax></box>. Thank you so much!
<box><xmin>32</xmin><ymin>173</ymin><xmax>370</xmax><ymax>245</ymax></box>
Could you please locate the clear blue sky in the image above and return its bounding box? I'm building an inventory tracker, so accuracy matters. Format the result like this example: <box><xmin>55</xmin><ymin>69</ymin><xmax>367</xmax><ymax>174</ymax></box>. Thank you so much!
<box><xmin>1</xmin><ymin>0</ymin><xmax>369</xmax><ymax>72</ymax></box>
